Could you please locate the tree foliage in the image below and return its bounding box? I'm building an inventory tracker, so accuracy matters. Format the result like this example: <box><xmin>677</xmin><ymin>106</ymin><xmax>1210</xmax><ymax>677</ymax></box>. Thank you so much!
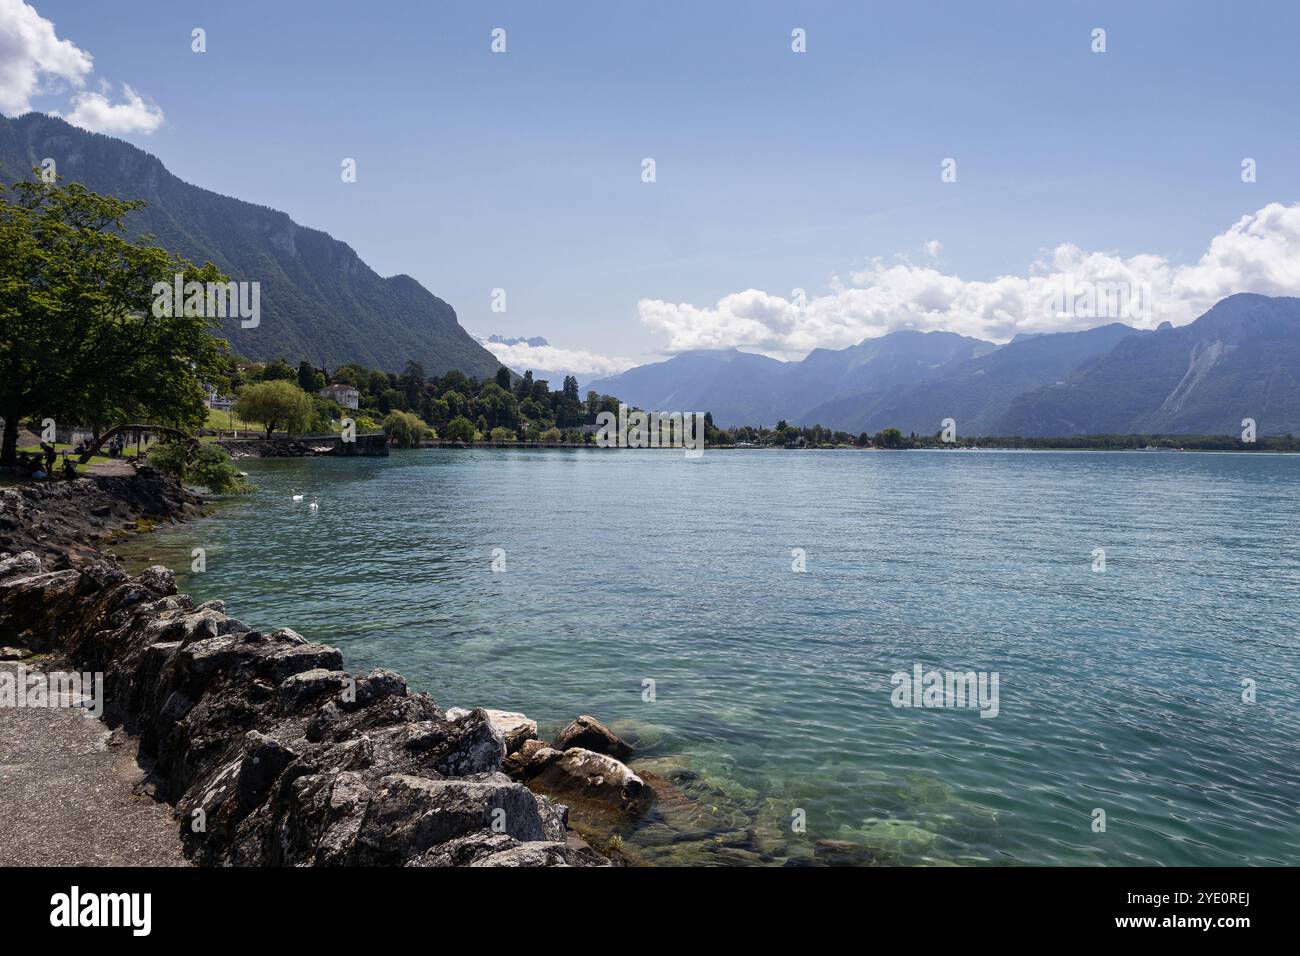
<box><xmin>234</xmin><ymin>379</ymin><xmax>314</xmax><ymax>438</ymax></box>
<box><xmin>148</xmin><ymin>440</ymin><xmax>253</xmax><ymax>494</ymax></box>
<box><xmin>443</xmin><ymin>415</ymin><xmax>475</xmax><ymax>443</ymax></box>
<box><xmin>0</xmin><ymin>176</ymin><xmax>230</xmax><ymax>467</ymax></box>
<box><xmin>382</xmin><ymin>410</ymin><xmax>429</xmax><ymax>448</ymax></box>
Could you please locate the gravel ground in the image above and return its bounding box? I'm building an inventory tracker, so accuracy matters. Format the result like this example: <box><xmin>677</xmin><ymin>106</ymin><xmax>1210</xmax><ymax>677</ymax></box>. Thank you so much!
<box><xmin>0</xmin><ymin>660</ymin><xmax>190</xmax><ymax>867</ymax></box>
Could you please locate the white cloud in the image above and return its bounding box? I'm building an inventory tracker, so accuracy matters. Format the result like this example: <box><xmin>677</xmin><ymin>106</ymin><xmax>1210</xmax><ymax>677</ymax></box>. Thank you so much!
<box><xmin>0</xmin><ymin>0</ymin><xmax>92</xmax><ymax>114</ymax></box>
<box><xmin>62</xmin><ymin>83</ymin><xmax>163</xmax><ymax>135</ymax></box>
<box><xmin>0</xmin><ymin>0</ymin><xmax>162</xmax><ymax>134</ymax></box>
<box><xmin>477</xmin><ymin>336</ymin><xmax>636</xmax><ymax>381</ymax></box>
<box><xmin>639</xmin><ymin>202</ymin><xmax>1300</xmax><ymax>359</ymax></box>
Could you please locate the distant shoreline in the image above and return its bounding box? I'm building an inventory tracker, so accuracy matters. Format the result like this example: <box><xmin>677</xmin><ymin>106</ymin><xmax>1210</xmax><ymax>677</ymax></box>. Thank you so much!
<box><xmin>405</xmin><ymin>440</ymin><xmax>1300</xmax><ymax>454</ymax></box>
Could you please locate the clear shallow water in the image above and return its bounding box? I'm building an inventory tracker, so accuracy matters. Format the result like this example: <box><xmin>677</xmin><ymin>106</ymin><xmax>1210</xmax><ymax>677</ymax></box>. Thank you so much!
<box><xmin>120</xmin><ymin>449</ymin><xmax>1300</xmax><ymax>866</ymax></box>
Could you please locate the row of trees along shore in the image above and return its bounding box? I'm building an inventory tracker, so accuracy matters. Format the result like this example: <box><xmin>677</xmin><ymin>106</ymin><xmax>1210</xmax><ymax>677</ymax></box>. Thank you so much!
<box><xmin>217</xmin><ymin>359</ymin><xmax>634</xmax><ymax>447</ymax></box>
<box><xmin>216</xmin><ymin>364</ymin><xmax>1300</xmax><ymax>454</ymax></box>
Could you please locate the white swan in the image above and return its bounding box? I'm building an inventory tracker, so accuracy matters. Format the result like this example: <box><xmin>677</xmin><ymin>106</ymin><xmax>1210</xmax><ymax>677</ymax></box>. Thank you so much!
<box><xmin>308</xmin><ymin>496</ymin><xmax>319</xmax><ymax>513</ymax></box>
<box><xmin>292</xmin><ymin>489</ymin><xmax>304</xmax><ymax>502</ymax></box>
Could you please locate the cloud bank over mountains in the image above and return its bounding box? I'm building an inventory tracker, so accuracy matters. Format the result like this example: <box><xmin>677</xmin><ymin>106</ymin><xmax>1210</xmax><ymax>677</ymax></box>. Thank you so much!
<box><xmin>477</xmin><ymin>334</ymin><xmax>636</xmax><ymax>384</ymax></box>
<box><xmin>0</xmin><ymin>0</ymin><xmax>162</xmax><ymax>134</ymax></box>
<box><xmin>638</xmin><ymin>202</ymin><xmax>1300</xmax><ymax>361</ymax></box>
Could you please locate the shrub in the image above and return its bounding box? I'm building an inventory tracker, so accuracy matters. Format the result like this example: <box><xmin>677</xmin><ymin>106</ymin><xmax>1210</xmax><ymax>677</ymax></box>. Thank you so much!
<box><xmin>149</xmin><ymin>440</ymin><xmax>253</xmax><ymax>494</ymax></box>
<box><xmin>444</xmin><ymin>415</ymin><xmax>475</xmax><ymax>443</ymax></box>
<box><xmin>489</xmin><ymin>426</ymin><xmax>517</xmax><ymax>442</ymax></box>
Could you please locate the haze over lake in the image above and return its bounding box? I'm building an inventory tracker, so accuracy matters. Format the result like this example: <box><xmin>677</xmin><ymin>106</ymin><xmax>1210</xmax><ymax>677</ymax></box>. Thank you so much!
<box><xmin>122</xmin><ymin>449</ymin><xmax>1300</xmax><ymax>865</ymax></box>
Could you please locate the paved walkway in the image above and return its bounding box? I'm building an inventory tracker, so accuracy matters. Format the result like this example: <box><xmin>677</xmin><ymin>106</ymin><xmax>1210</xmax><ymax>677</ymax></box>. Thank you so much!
<box><xmin>86</xmin><ymin>458</ymin><xmax>139</xmax><ymax>476</ymax></box>
<box><xmin>0</xmin><ymin>661</ymin><xmax>190</xmax><ymax>866</ymax></box>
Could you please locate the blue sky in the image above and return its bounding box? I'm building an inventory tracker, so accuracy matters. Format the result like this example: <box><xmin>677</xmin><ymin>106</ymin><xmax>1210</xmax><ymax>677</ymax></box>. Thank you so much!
<box><xmin>9</xmin><ymin>0</ymin><xmax>1300</xmax><ymax>375</ymax></box>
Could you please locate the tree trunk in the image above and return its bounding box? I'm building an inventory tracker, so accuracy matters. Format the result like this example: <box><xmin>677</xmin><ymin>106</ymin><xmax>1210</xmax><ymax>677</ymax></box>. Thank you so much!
<box><xmin>1</xmin><ymin>408</ymin><xmax>18</xmax><ymax>469</ymax></box>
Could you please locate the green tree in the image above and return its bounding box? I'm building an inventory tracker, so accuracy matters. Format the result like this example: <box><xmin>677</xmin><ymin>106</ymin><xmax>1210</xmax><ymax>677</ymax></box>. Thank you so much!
<box><xmin>1</xmin><ymin>177</ymin><xmax>229</xmax><ymax>468</ymax></box>
<box><xmin>495</xmin><ymin>366</ymin><xmax>512</xmax><ymax>390</ymax></box>
<box><xmin>875</xmin><ymin>427</ymin><xmax>904</xmax><ymax>449</ymax></box>
<box><xmin>297</xmin><ymin>360</ymin><xmax>325</xmax><ymax>394</ymax></box>
<box><xmin>330</xmin><ymin>366</ymin><xmax>359</xmax><ymax>388</ymax></box>
<box><xmin>258</xmin><ymin>358</ymin><xmax>297</xmax><ymax>382</ymax></box>
<box><xmin>514</xmin><ymin>369</ymin><xmax>533</xmax><ymax>400</ymax></box>
<box><xmin>234</xmin><ymin>380</ymin><xmax>314</xmax><ymax>438</ymax></box>
<box><xmin>398</xmin><ymin>360</ymin><xmax>425</xmax><ymax>409</ymax></box>
<box><xmin>149</xmin><ymin>440</ymin><xmax>253</xmax><ymax>494</ymax></box>
<box><xmin>439</xmin><ymin>369</ymin><xmax>470</xmax><ymax>395</ymax></box>
<box><xmin>476</xmin><ymin>381</ymin><xmax>519</xmax><ymax>428</ymax></box>
<box><xmin>382</xmin><ymin>409</ymin><xmax>429</xmax><ymax>448</ymax></box>
<box><xmin>444</xmin><ymin>415</ymin><xmax>475</xmax><ymax>442</ymax></box>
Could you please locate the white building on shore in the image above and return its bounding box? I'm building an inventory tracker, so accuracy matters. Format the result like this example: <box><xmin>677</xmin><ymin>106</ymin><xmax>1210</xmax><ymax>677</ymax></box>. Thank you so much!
<box><xmin>319</xmin><ymin>384</ymin><xmax>360</xmax><ymax>410</ymax></box>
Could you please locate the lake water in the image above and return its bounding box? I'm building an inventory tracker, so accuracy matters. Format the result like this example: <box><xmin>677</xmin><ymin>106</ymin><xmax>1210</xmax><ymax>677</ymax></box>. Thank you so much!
<box><xmin>119</xmin><ymin>448</ymin><xmax>1300</xmax><ymax>866</ymax></box>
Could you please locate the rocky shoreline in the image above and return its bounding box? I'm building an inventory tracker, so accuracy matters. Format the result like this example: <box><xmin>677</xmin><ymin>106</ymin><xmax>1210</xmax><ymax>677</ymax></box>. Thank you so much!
<box><xmin>0</xmin><ymin>471</ymin><xmax>659</xmax><ymax>867</ymax></box>
<box><xmin>0</xmin><ymin>468</ymin><xmax>206</xmax><ymax>569</ymax></box>
<box><xmin>217</xmin><ymin>435</ymin><xmax>389</xmax><ymax>458</ymax></box>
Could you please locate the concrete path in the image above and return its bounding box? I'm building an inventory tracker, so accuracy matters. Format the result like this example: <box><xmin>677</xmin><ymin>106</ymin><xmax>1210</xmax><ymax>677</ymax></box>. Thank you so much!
<box><xmin>0</xmin><ymin>661</ymin><xmax>190</xmax><ymax>866</ymax></box>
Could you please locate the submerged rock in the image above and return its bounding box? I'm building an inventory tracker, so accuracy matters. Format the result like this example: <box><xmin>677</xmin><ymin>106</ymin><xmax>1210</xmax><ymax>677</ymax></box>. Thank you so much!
<box><xmin>813</xmin><ymin>839</ymin><xmax>886</xmax><ymax>867</ymax></box>
<box><xmin>525</xmin><ymin>747</ymin><xmax>652</xmax><ymax>821</ymax></box>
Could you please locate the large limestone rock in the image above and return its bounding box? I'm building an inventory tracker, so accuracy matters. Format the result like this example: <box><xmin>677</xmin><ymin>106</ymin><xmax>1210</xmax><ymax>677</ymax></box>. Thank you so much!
<box><xmin>353</xmin><ymin>774</ymin><xmax>547</xmax><ymax>864</ymax></box>
<box><xmin>482</xmin><ymin>709</ymin><xmax>537</xmax><ymax>754</ymax></box>
<box><xmin>551</xmin><ymin>714</ymin><xmax>634</xmax><ymax>761</ymax></box>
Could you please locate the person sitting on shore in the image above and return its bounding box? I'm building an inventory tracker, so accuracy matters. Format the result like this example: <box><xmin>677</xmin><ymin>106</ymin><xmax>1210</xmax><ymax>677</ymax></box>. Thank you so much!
<box><xmin>62</xmin><ymin>456</ymin><xmax>78</xmax><ymax>481</ymax></box>
<box><xmin>42</xmin><ymin>443</ymin><xmax>57</xmax><ymax>473</ymax></box>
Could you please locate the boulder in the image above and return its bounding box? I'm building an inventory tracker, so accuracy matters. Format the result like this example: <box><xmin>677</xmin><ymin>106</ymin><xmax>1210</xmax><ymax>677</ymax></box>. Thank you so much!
<box><xmin>483</xmin><ymin>709</ymin><xmax>537</xmax><ymax>754</ymax></box>
<box><xmin>503</xmin><ymin>738</ymin><xmax>562</xmax><ymax>779</ymax></box>
<box><xmin>407</xmin><ymin>831</ymin><xmax>605</xmax><ymax>867</ymax></box>
<box><xmin>355</xmin><ymin>773</ymin><xmax>546</xmax><ymax>864</ymax></box>
<box><xmin>276</xmin><ymin>668</ymin><xmax>351</xmax><ymax>711</ymax></box>
<box><xmin>552</xmin><ymin>714</ymin><xmax>633</xmax><ymax>761</ymax></box>
<box><xmin>526</xmin><ymin>747</ymin><xmax>652</xmax><ymax>820</ymax></box>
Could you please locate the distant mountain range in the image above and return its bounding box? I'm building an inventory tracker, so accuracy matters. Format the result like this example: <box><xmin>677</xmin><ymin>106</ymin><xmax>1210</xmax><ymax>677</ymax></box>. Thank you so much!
<box><xmin>0</xmin><ymin>113</ymin><xmax>503</xmax><ymax>379</ymax></box>
<box><xmin>590</xmin><ymin>294</ymin><xmax>1300</xmax><ymax>437</ymax></box>
<box><xmin>487</xmin><ymin>334</ymin><xmax>550</xmax><ymax>348</ymax></box>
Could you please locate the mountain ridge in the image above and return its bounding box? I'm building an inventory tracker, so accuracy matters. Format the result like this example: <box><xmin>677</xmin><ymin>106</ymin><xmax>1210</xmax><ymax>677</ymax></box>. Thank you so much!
<box><xmin>0</xmin><ymin>112</ymin><xmax>503</xmax><ymax>379</ymax></box>
<box><xmin>592</xmin><ymin>295</ymin><xmax>1300</xmax><ymax>437</ymax></box>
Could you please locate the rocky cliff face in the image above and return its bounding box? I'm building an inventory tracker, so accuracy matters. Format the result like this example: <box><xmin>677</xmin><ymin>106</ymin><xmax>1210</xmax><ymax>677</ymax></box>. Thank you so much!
<box><xmin>0</xmin><ymin>551</ymin><xmax>605</xmax><ymax>867</ymax></box>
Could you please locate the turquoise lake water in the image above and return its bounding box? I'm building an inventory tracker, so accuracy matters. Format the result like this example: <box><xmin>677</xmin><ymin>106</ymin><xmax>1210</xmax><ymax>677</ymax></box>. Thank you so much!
<box><xmin>120</xmin><ymin>448</ymin><xmax>1300</xmax><ymax>866</ymax></box>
